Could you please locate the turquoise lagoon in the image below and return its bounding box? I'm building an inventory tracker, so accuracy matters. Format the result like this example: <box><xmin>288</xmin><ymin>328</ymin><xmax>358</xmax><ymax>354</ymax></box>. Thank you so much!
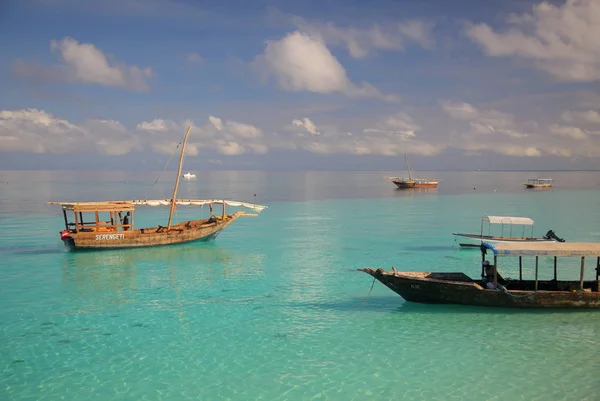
<box><xmin>1</xmin><ymin>170</ymin><xmax>599</xmax><ymax>400</ymax></box>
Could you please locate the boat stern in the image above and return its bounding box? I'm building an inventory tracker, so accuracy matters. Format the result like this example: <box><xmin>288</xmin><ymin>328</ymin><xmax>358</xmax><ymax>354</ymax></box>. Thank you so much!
<box><xmin>60</xmin><ymin>229</ymin><xmax>75</xmax><ymax>250</ymax></box>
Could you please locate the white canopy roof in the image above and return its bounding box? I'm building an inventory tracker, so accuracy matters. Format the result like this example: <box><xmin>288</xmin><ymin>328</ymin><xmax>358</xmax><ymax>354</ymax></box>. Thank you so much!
<box><xmin>484</xmin><ymin>242</ymin><xmax>600</xmax><ymax>257</ymax></box>
<box><xmin>49</xmin><ymin>199</ymin><xmax>267</xmax><ymax>213</ymax></box>
<box><xmin>482</xmin><ymin>216</ymin><xmax>534</xmax><ymax>226</ymax></box>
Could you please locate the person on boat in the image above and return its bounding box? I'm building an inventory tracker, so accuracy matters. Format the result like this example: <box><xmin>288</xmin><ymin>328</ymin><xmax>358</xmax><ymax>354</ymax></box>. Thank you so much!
<box><xmin>123</xmin><ymin>212</ymin><xmax>130</xmax><ymax>231</ymax></box>
<box><xmin>483</xmin><ymin>260</ymin><xmax>506</xmax><ymax>289</ymax></box>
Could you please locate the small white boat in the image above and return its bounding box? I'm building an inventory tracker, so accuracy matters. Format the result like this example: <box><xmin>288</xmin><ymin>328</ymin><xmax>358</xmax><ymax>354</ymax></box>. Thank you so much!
<box><xmin>453</xmin><ymin>215</ymin><xmax>565</xmax><ymax>248</ymax></box>
<box><xmin>183</xmin><ymin>172</ymin><xmax>196</xmax><ymax>180</ymax></box>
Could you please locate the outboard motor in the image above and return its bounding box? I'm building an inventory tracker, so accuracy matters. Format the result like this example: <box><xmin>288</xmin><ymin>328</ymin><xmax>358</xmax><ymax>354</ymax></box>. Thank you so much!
<box><xmin>544</xmin><ymin>229</ymin><xmax>565</xmax><ymax>242</ymax></box>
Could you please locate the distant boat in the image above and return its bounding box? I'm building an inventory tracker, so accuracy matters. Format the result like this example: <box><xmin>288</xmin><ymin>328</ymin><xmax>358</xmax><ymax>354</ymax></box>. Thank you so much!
<box><xmin>452</xmin><ymin>215</ymin><xmax>565</xmax><ymax>248</ymax></box>
<box><xmin>523</xmin><ymin>178</ymin><xmax>553</xmax><ymax>188</ymax></box>
<box><xmin>390</xmin><ymin>154</ymin><xmax>438</xmax><ymax>189</ymax></box>
<box><xmin>183</xmin><ymin>172</ymin><xmax>196</xmax><ymax>180</ymax></box>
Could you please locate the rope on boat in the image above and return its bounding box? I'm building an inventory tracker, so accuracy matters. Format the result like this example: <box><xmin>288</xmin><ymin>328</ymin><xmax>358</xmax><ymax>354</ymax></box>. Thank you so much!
<box><xmin>498</xmin><ymin>284</ymin><xmax>529</xmax><ymax>298</ymax></box>
<box><xmin>151</xmin><ymin>141</ymin><xmax>182</xmax><ymax>189</ymax></box>
<box><xmin>362</xmin><ymin>276</ymin><xmax>377</xmax><ymax>304</ymax></box>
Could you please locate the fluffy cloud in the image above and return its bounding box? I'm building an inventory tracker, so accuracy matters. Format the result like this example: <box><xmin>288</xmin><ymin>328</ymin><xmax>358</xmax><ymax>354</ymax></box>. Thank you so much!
<box><xmin>363</xmin><ymin>113</ymin><xmax>421</xmax><ymax>139</ymax></box>
<box><xmin>466</xmin><ymin>0</ymin><xmax>600</xmax><ymax>82</ymax></box>
<box><xmin>282</xmin><ymin>112</ymin><xmax>443</xmax><ymax>156</ymax></box>
<box><xmin>292</xmin><ymin>118</ymin><xmax>320</xmax><ymax>135</ymax></box>
<box><xmin>2</xmin><ymin>105</ymin><xmax>599</xmax><ymax>160</ymax></box>
<box><xmin>292</xmin><ymin>17</ymin><xmax>435</xmax><ymax>58</ymax></box>
<box><xmin>442</xmin><ymin>100</ymin><xmax>600</xmax><ymax>157</ymax></box>
<box><xmin>136</xmin><ymin>115</ymin><xmax>265</xmax><ymax>156</ymax></box>
<box><xmin>0</xmin><ymin>109</ymin><xmax>137</xmax><ymax>155</ymax></box>
<box><xmin>442</xmin><ymin>101</ymin><xmax>526</xmax><ymax>138</ymax></box>
<box><xmin>136</xmin><ymin>119</ymin><xmax>178</xmax><ymax>132</ymax></box>
<box><xmin>254</xmin><ymin>31</ymin><xmax>397</xmax><ymax>101</ymax></box>
<box><xmin>549</xmin><ymin>124</ymin><xmax>588</xmax><ymax>139</ymax></box>
<box><xmin>560</xmin><ymin>110</ymin><xmax>600</xmax><ymax>124</ymax></box>
<box><xmin>208</xmin><ymin>116</ymin><xmax>223</xmax><ymax>131</ymax></box>
<box><xmin>13</xmin><ymin>37</ymin><xmax>152</xmax><ymax>91</ymax></box>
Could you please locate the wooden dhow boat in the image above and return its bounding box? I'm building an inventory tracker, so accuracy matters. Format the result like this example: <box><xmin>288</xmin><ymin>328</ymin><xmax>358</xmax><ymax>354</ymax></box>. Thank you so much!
<box><xmin>48</xmin><ymin>126</ymin><xmax>267</xmax><ymax>251</ymax></box>
<box><xmin>389</xmin><ymin>154</ymin><xmax>438</xmax><ymax>189</ymax></box>
<box><xmin>359</xmin><ymin>242</ymin><xmax>600</xmax><ymax>308</ymax></box>
<box><xmin>523</xmin><ymin>178</ymin><xmax>553</xmax><ymax>188</ymax></box>
<box><xmin>452</xmin><ymin>215</ymin><xmax>564</xmax><ymax>248</ymax></box>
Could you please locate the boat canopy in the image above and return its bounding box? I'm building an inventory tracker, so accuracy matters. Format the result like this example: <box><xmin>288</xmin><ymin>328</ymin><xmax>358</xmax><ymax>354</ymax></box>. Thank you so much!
<box><xmin>48</xmin><ymin>199</ymin><xmax>268</xmax><ymax>213</ymax></box>
<box><xmin>483</xmin><ymin>216</ymin><xmax>534</xmax><ymax>226</ymax></box>
<box><xmin>482</xmin><ymin>242</ymin><xmax>600</xmax><ymax>257</ymax></box>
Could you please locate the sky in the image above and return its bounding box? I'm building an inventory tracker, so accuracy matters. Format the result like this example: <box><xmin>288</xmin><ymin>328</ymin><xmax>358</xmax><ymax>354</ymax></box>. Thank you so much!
<box><xmin>1</xmin><ymin>0</ymin><xmax>599</xmax><ymax>171</ymax></box>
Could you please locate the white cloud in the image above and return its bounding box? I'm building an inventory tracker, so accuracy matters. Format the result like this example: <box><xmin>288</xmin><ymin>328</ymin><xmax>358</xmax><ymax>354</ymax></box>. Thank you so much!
<box><xmin>136</xmin><ymin>119</ymin><xmax>177</xmax><ymax>132</ymax></box>
<box><xmin>136</xmin><ymin>115</ymin><xmax>266</xmax><ymax>156</ymax></box>
<box><xmin>187</xmin><ymin>53</ymin><xmax>204</xmax><ymax>64</ymax></box>
<box><xmin>364</xmin><ymin>113</ymin><xmax>421</xmax><ymax>139</ymax></box>
<box><xmin>292</xmin><ymin>118</ymin><xmax>320</xmax><ymax>135</ymax></box>
<box><xmin>561</xmin><ymin>110</ymin><xmax>600</xmax><ymax>124</ymax></box>
<box><xmin>86</xmin><ymin>120</ymin><xmax>137</xmax><ymax>155</ymax></box>
<box><xmin>225</xmin><ymin>121</ymin><xmax>262</xmax><ymax>138</ymax></box>
<box><xmin>215</xmin><ymin>141</ymin><xmax>245</xmax><ymax>155</ymax></box>
<box><xmin>2</xmin><ymin>104</ymin><xmax>599</xmax><ymax>160</ymax></box>
<box><xmin>549</xmin><ymin>124</ymin><xmax>588</xmax><ymax>139</ymax></box>
<box><xmin>0</xmin><ymin>109</ymin><xmax>138</xmax><ymax>155</ymax></box>
<box><xmin>442</xmin><ymin>101</ymin><xmax>525</xmax><ymax>138</ymax></box>
<box><xmin>495</xmin><ymin>145</ymin><xmax>542</xmax><ymax>157</ymax></box>
<box><xmin>208</xmin><ymin>116</ymin><xmax>223</xmax><ymax>131</ymax></box>
<box><xmin>466</xmin><ymin>0</ymin><xmax>600</xmax><ymax>82</ymax></box>
<box><xmin>440</xmin><ymin>99</ymin><xmax>600</xmax><ymax>157</ymax></box>
<box><xmin>254</xmin><ymin>31</ymin><xmax>397</xmax><ymax>101</ymax></box>
<box><xmin>442</xmin><ymin>102</ymin><xmax>479</xmax><ymax>120</ymax></box>
<box><xmin>13</xmin><ymin>37</ymin><xmax>152</xmax><ymax>91</ymax></box>
<box><xmin>292</xmin><ymin>17</ymin><xmax>434</xmax><ymax>58</ymax></box>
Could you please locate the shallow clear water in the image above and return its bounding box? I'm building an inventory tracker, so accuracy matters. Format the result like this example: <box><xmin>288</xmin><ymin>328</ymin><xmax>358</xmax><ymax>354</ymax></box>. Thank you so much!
<box><xmin>1</xmin><ymin>170</ymin><xmax>599</xmax><ymax>400</ymax></box>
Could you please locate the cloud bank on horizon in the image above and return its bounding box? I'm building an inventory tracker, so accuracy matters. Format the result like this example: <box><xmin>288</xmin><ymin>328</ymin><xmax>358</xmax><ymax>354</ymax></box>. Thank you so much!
<box><xmin>1</xmin><ymin>0</ymin><xmax>599</xmax><ymax>170</ymax></box>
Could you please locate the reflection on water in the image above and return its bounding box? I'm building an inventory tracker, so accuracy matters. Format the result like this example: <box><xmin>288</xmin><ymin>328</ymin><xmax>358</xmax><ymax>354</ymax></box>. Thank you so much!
<box><xmin>393</xmin><ymin>187</ymin><xmax>439</xmax><ymax>197</ymax></box>
<box><xmin>60</xmin><ymin>243</ymin><xmax>266</xmax><ymax>303</ymax></box>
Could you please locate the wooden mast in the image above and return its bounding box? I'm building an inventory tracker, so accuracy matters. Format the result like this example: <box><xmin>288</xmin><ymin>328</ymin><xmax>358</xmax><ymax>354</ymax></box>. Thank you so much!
<box><xmin>404</xmin><ymin>154</ymin><xmax>412</xmax><ymax>181</ymax></box>
<box><xmin>167</xmin><ymin>125</ymin><xmax>192</xmax><ymax>230</ymax></box>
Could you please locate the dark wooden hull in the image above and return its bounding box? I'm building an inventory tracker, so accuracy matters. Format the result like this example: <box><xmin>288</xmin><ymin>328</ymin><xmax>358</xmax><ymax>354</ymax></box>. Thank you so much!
<box><xmin>393</xmin><ymin>180</ymin><xmax>438</xmax><ymax>189</ymax></box>
<box><xmin>62</xmin><ymin>213</ymin><xmax>243</xmax><ymax>250</ymax></box>
<box><xmin>359</xmin><ymin>268</ymin><xmax>600</xmax><ymax>308</ymax></box>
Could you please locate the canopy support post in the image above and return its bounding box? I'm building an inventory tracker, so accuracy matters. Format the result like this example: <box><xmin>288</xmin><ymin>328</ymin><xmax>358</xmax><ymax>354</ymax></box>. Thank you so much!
<box><xmin>553</xmin><ymin>257</ymin><xmax>557</xmax><ymax>281</ymax></box>
<box><xmin>596</xmin><ymin>257</ymin><xmax>599</xmax><ymax>283</ymax></box>
<box><xmin>580</xmin><ymin>257</ymin><xmax>585</xmax><ymax>290</ymax></box>
<box><xmin>534</xmin><ymin>256</ymin><xmax>539</xmax><ymax>291</ymax></box>
<box><xmin>519</xmin><ymin>256</ymin><xmax>522</xmax><ymax>281</ymax></box>
<box><xmin>480</xmin><ymin>244</ymin><xmax>486</xmax><ymax>278</ymax></box>
<box><xmin>62</xmin><ymin>209</ymin><xmax>68</xmax><ymax>230</ymax></box>
<box><xmin>74</xmin><ymin>211</ymin><xmax>79</xmax><ymax>233</ymax></box>
<box><xmin>493</xmin><ymin>255</ymin><xmax>498</xmax><ymax>287</ymax></box>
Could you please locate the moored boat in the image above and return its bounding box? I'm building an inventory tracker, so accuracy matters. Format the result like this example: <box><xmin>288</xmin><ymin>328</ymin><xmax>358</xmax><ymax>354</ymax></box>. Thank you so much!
<box><xmin>523</xmin><ymin>178</ymin><xmax>553</xmax><ymax>188</ymax></box>
<box><xmin>390</xmin><ymin>154</ymin><xmax>438</xmax><ymax>189</ymax></box>
<box><xmin>48</xmin><ymin>125</ymin><xmax>267</xmax><ymax>251</ymax></box>
<box><xmin>452</xmin><ymin>215</ymin><xmax>564</xmax><ymax>248</ymax></box>
<box><xmin>359</xmin><ymin>242</ymin><xmax>600</xmax><ymax>308</ymax></box>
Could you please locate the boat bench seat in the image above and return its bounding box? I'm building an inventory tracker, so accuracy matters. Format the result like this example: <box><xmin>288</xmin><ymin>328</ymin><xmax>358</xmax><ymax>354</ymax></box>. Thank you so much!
<box><xmin>95</xmin><ymin>226</ymin><xmax>117</xmax><ymax>232</ymax></box>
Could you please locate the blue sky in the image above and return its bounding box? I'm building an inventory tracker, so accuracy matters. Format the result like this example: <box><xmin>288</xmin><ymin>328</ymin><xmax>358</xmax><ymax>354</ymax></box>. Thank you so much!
<box><xmin>1</xmin><ymin>0</ymin><xmax>599</xmax><ymax>171</ymax></box>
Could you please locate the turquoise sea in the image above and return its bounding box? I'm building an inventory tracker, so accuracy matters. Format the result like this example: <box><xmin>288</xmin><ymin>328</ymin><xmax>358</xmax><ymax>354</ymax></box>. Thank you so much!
<box><xmin>1</xmin><ymin>170</ymin><xmax>599</xmax><ymax>401</ymax></box>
